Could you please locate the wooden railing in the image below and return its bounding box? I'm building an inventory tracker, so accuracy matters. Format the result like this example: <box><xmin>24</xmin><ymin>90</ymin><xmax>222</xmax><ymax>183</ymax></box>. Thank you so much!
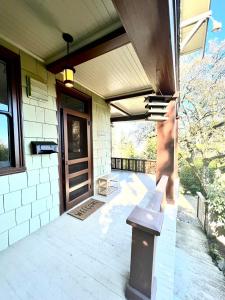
<box><xmin>125</xmin><ymin>175</ymin><xmax>168</xmax><ymax>300</ymax></box>
<box><xmin>111</xmin><ymin>157</ymin><xmax>156</xmax><ymax>174</ymax></box>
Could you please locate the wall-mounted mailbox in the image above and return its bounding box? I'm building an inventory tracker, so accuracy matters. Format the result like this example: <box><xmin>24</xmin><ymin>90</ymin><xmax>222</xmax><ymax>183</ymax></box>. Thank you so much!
<box><xmin>31</xmin><ymin>141</ymin><xmax>58</xmax><ymax>155</ymax></box>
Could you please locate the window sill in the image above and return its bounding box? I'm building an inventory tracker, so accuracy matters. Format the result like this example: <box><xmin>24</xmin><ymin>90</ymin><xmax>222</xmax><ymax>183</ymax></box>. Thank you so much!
<box><xmin>0</xmin><ymin>166</ymin><xmax>26</xmax><ymax>176</ymax></box>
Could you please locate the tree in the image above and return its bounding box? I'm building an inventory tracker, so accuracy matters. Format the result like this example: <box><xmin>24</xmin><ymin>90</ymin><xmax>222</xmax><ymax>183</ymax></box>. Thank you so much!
<box><xmin>179</xmin><ymin>40</ymin><xmax>225</xmax><ymax>225</ymax></box>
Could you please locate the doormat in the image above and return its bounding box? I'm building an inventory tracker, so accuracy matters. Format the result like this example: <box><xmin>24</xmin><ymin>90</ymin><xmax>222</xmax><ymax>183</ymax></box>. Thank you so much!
<box><xmin>67</xmin><ymin>199</ymin><xmax>105</xmax><ymax>220</ymax></box>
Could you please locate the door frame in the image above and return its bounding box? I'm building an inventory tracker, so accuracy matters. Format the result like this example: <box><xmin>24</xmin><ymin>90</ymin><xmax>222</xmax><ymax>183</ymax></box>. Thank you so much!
<box><xmin>56</xmin><ymin>80</ymin><xmax>93</xmax><ymax>214</ymax></box>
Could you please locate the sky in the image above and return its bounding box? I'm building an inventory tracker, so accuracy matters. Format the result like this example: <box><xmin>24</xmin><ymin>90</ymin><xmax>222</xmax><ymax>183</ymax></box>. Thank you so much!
<box><xmin>206</xmin><ymin>0</ymin><xmax>225</xmax><ymax>44</ymax></box>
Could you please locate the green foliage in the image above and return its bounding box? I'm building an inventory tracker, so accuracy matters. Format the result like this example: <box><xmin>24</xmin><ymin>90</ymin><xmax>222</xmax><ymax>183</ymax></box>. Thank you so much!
<box><xmin>179</xmin><ymin>161</ymin><xmax>201</xmax><ymax>195</ymax></box>
<box><xmin>121</xmin><ymin>141</ymin><xmax>137</xmax><ymax>158</ymax></box>
<box><xmin>208</xmin><ymin>172</ymin><xmax>225</xmax><ymax>225</ymax></box>
<box><xmin>0</xmin><ymin>144</ymin><xmax>8</xmax><ymax>161</ymax></box>
<box><xmin>143</xmin><ymin>136</ymin><xmax>157</xmax><ymax>160</ymax></box>
<box><xmin>208</xmin><ymin>239</ymin><xmax>222</xmax><ymax>262</ymax></box>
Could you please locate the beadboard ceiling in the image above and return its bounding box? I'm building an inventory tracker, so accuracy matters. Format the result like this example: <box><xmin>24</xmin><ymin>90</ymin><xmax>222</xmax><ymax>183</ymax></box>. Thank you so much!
<box><xmin>0</xmin><ymin>0</ymin><xmax>121</xmax><ymax>61</ymax></box>
<box><xmin>110</xmin><ymin>96</ymin><xmax>147</xmax><ymax>118</ymax></box>
<box><xmin>74</xmin><ymin>43</ymin><xmax>151</xmax><ymax>98</ymax></box>
<box><xmin>0</xmin><ymin>0</ymin><xmax>152</xmax><ymax>101</ymax></box>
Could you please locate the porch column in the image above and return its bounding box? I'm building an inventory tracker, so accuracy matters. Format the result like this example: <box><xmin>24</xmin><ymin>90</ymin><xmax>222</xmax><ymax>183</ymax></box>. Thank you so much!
<box><xmin>156</xmin><ymin>101</ymin><xmax>178</xmax><ymax>203</ymax></box>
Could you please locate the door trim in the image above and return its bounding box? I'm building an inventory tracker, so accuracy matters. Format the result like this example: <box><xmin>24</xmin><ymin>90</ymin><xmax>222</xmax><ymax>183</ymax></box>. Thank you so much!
<box><xmin>56</xmin><ymin>80</ymin><xmax>93</xmax><ymax>214</ymax></box>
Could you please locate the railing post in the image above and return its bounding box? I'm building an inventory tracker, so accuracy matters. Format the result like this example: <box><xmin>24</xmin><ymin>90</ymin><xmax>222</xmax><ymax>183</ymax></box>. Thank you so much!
<box><xmin>128</xmin><ymin>159</ymin><xmax>130</xmax><ymax>171</ymax></box>
<box><xmin>135</xmin><ymin>159</ymin><xmax>137</xmax><ymax>172</ymax></box>
<box><xmin>126</xmin><ymin>206</ymin><xmax>164</xmax><ymax>300</ymax></box>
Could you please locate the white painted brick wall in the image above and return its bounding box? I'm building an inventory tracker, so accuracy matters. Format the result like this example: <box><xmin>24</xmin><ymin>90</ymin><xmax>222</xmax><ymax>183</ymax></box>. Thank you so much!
<box><xmin>16</xmin><ymin>205</ymin><xmax>32</xmax><ymax>224</ymax></box>
<box><xmin>40</xmin><ymin>168</ymin><xmax>49</xmax><ymax>183</ymax></box>
<box><xmin>92</xmin><ymin>98</ymin><xmax>111</xmax><ymax>190</ymax></box>
<box><xmin>0</xmin><ymin>176</ymin><xmax>9</xmax><ymax>194</ymax></box>
<box><xmin>22</xmin><ymin>186</ymin><xmax>36</xmax><ymax>205</ymax></box>
<box><xmin>40</xmin><ymin>211</ymin><xmax>50</xmax><ymax>226</ymax></box>
<box><xmin>8</xmin><ymin>172</ymin><xmax>27</xmax><ymax>192</ymax></box>
<box><xmin>4</xmin><ymin>191</ymin><xmax>21</xmax><ymax>212</ymax></box>
<box><xmin>30</xmin><ymin>216</ymin><xmax>40</xmax><ymax>233</ymax></box>
<box><xmin>0</xmin><ymin>211</ymin><xmax>16</xmax><ymax>233</ymax></box>
<box><xmin>32</xmin><ymin>196</ymin><xmax>47</xmax><ymax>217</ymax></box>
<box><xmin>9</xmin><ymin>221</ymin><xmax>29</xmax><ymax>245</ymax></box>
<box><xmin>27</xmin><ymin>170</ymin><xmax>39</xmax><ymax>187</ymax></box>
<box><xmin>0</xmin><ymin>195</ymin><xmax>3</xmax><ymax>214</ymax></box>
<box><xmin>0</xmin><ymin>231</ymin><xmax>8</xmax><ymax>252</ymax></box>
<box><xmin>0</xmin><ymin>49</ymin><xmax>60</xmax><ymax>252</ymax></box>
<box><xmin>37</xmin><ymin>182</ymin><xmax>50</xmax><ymax>199</ymax></box>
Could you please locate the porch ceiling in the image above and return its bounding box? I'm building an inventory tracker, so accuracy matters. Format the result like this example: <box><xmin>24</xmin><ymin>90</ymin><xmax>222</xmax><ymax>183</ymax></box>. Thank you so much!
<box><xmin>0</xmin><ymin>0</ymin><xmax>121</xmax><ymax>62</ymax></box>
<box><xmin>0</xmin><ymin>0</ymin><xmax>178</xmax><ymax>121</ymax></box>
<box><xmin>74</xmin><ymin>43</ymin><xmax>151</xmax><ymax>98</ymax></box>
<box><xmin>180</xmin><ymin>0</ymin><xmax>211</xmax><ymax>55</ymax></box>
<box><xmin>110</xmin><ymin>96</ymin><xmax>147</xmax><ymax>118</ymax></box>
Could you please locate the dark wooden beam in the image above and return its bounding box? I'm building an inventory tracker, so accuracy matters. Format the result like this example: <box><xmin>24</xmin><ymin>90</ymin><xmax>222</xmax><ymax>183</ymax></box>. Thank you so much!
<box><xmin>110</xmin><ymin>103</ymin><xmax>131</xmax><ymax>116</ymax></box>
<box><xmin>47</xmin><ymin>27</ymin><xmax>130</xmax><ymax>74</ymax></box>
<box><xmin>105</xmin><ymin>88</ymin><xmax>153</xmax><ymax>103</ymax></box>
<box><xmin>111</xmin><ymin>114</ymin><xmax>146</xmax><ymax>122</ymax></box>
<box><xmin>112</xmin><ymin>0</ymin><xmax>177</xmax><ymax>94</ymax></box>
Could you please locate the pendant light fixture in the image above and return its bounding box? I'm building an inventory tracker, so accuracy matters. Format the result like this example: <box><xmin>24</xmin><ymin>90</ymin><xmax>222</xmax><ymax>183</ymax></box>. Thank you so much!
<box><xmin>62</xmin><ymin>33</ymin><xmax>75</xmax><ymax>88</ymax></box>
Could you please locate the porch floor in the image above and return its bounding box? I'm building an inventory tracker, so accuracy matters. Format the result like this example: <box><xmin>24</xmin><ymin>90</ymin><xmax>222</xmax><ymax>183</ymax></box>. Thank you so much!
<box><xmin>0</xmin><ymin>171</ymin><xmax>161</xmax><ymax>300</ymax></box>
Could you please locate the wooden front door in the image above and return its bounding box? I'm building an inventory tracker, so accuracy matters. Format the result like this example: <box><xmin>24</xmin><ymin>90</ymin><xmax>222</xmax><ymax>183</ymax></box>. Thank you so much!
<box><xmin>57</xmin><ymin>82</ymin><xmax>93</xmax><ymax>212</ymax></box>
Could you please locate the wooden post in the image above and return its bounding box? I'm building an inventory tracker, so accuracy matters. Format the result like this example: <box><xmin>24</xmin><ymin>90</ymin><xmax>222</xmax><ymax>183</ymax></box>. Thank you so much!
<box><xmin>156</xmin><ymin>101</ymin><xmax>178</xmax><ymax>203</ymax></box>
<box><xmin>126</xmin><ymin>206</ymin><xmax>164</xmax><ymax>300</ymax></box>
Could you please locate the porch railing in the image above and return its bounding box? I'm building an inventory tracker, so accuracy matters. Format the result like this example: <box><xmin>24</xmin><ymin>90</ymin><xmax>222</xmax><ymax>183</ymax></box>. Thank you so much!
<box><xmin>111</xmin><ymin>157</ymin><xmax>156</xmax><ymax>174</ymax></box>
<box><xmin>125</xmin><ymin>175</ymin><xmax>168</xmax><ymax>300</ymax></box>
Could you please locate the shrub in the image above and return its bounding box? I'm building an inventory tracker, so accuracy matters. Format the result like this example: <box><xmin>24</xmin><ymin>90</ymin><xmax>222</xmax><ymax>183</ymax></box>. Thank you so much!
<box><xmin>179</xmin><ymin>160</ymin><xmax>203</xmax><ymax>195</ymax></box>
<box><xmin>208</xmin><ymin>172</ymin><xmax>225</xmax><ymax>226</ymax></box>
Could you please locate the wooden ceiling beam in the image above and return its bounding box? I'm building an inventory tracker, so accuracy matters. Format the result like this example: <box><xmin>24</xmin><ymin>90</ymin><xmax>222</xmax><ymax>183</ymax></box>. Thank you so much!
<box><xmin>47</xmin><ymin>27</ymin><xmax>130</xmax><ymax>74</ymax></box>
<box><xmin>112</xmin><ymin>0</ymin><xmax>178</xmax><ymax>95</ymax></box>
<box><xmin>111</xmin><ymin>114</ymin><xmax>146</xmax><ymax>122</ymax></box>
<box><xmin>105</xmin><ymin>88</ymin><xmax>154</xmax><ymax>103</ymax></box>
<box><xmin>110</xmin><ymin>103</ymin><xmax>131</xmax><ymax>116</ymax></box>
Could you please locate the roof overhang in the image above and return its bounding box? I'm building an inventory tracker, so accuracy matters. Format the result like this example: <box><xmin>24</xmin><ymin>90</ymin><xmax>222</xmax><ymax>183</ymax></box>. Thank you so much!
<box><xmin>180</xmin><ymin>0</ymin><xmax>211</xmax><ymax>55</ymax></box>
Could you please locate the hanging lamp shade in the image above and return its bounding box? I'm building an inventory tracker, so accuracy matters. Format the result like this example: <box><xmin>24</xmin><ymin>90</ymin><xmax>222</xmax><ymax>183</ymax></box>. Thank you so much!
<box><xmin>63</xmin><ymin>67</ymin><xmax>75</xmax><ymax>88</ymax></box>
<box><xmin>62</xmin><ymin>33</ymin><xmax>75</xmax><ymax>88</ymax></box>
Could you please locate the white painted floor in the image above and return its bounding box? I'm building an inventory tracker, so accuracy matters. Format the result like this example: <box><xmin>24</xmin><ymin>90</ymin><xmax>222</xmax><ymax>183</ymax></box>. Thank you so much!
<box><xmin>0</xmin><ymin>171</ymin><xmax>162</xmax><ymax>300</ymax></box>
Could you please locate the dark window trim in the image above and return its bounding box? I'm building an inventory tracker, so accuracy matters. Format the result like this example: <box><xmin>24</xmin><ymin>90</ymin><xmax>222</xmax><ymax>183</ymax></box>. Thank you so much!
<box><xmin>0</xmin><ymin>44</ymin><xmax>25</xmax><ymax>176</ymax></box>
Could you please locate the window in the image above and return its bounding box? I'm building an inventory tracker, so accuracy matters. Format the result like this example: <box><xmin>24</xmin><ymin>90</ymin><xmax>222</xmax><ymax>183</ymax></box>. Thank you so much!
<box><xmin>0</xmin><ymin>45</ymin><xmax>24</xmax><ymax>175</ymax></box>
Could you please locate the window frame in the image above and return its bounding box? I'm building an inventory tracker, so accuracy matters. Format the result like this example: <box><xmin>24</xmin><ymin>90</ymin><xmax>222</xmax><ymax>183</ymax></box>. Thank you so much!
<box><xmin>0</xmin><ymin>45</ymin><xmax>25</xmax><ymax>175</ymax></box>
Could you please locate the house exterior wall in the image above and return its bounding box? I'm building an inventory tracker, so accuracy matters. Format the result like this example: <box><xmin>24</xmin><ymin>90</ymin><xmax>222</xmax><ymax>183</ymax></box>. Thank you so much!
<box><xmin>0</xmin><ymin>40</ymin><xmax>111</xmax><ymax>252</ymax></box>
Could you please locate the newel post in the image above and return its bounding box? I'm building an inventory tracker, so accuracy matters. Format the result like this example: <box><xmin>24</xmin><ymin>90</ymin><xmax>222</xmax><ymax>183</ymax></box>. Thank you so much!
<box><xmin>125</xmin><ymin>206</ymin><xmax>164</xmax><ymax>300</ymax></box>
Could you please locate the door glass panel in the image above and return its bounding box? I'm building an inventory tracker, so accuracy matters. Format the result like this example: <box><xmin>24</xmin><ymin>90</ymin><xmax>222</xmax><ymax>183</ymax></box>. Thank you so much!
<box><xmin>0</xmin><ymin>60</ymin><xmax>9</xmax><ymax>112</ymax></box>
<box><xmin>61</xmin><ymin>93</ymin><xmax>87</xmax><ymax>113</ymax></box>
<box><xmin>69</xmin><ymin>173</ymin><xmax>88</xmax><ymax>188</ymax></box>
<box><xmin>67</xmin><ymin>114</ymin><xmax>87</xmax><ymax>160</ymax></box>
<box><xmin>69</xmin><ymin>161</ymin><xmax>88</xmax><ymax>174</ymax></box>
<box><xmin>0</xmin><ymin>114</ymin><xmax>10</xmax><ymax>168</ymax></box>
<box><xmin>69</xmin><ymin>184</ymin><xmax>89</xmax><ymax>201</ymax></box>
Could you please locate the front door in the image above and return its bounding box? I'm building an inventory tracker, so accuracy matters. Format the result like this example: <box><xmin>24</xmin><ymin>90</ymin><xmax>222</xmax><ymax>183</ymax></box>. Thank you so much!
<box><xmin>57</xmin><ymin>83</ymin><xmax>93</xmax><ymax>212</ymax></box>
